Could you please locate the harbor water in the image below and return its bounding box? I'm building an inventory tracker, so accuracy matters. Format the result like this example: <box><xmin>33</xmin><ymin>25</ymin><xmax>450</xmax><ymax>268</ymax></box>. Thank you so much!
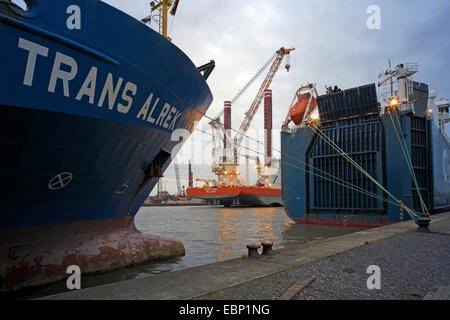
<box><xmin>15</xmin><ymin>206</ymin><xmax>364</xmax><ymax>299</ymax></box>
<box><xmin>136</xmin><ymin>206</ymin><xmax>364</xmax><ymax>266</ymax></box>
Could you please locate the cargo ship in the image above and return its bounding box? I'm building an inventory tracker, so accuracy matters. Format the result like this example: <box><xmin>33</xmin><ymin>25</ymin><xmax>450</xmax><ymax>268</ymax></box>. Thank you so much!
<box><xmin>185</xmin><ymin>92</ymin><xmax>283</xmax><ymax>208</ymax></box>
<box><xmin>0</xmin><ymin>0</ymin><xmax>214</xmax><ymax>292</ymax></box>
<box><xmin>187</xmin><ymin>186</ymin><xmax>282</xmax><ymax>207</ymax></box>
<box><xmin>187</xmin><ymin>48</ymin><xmax>295</xmax><ymax>207</ymax></box>
<box><xmin>281</xmin><ymin>63</ymin><xmax>449</xmax><ymax>227</ymax></box>
<box><xmin>186</xmin><ymin>158</ymin><xmax>282</xmax><ymax>207</ymax></box>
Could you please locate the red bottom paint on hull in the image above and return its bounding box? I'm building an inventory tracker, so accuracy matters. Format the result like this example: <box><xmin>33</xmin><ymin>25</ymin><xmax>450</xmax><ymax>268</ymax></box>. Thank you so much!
<box><xmin>0</xmin><ymin>217</ymin><xmax>184</xmax><ymax>292</ymax></box>
<box><xmin>291</xmin><ymin>217</ymin><xmax>393</xmax><ymax>228</ymax></box>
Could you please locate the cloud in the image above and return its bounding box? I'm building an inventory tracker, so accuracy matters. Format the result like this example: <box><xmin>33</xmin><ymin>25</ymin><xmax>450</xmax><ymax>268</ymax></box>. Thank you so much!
<box><xmin>102</xmin><ymin>0</ymin><xmax>450</xmax><ymax>194</ymax></box>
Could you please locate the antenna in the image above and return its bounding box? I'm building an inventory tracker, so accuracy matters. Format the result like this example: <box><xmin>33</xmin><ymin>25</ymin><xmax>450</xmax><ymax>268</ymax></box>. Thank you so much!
<box><xmin>388</xmin><ymin>59</ymin><xmax>393</xmax><ymax>97</ymax></box>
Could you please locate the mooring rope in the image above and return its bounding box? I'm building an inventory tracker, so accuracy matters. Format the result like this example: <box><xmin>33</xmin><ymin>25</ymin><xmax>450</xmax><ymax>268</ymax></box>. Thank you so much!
<box><xmin>388</xmin><ymin>109</ymin><xmax>429</xmax><ymax>215</ymax></box>
<box><xmin>194</xmin><ymin>127</ymin><xmax>400</xmax><ymax>208</ymax></box>
<box><xmin>193</xmin><ymin>109</ymin><xmax>393</xmax><ymax>205</ymax></box>
<box><xmin>192</xmin><ymin>107</ymin><xmax>425</xmax><ymax>220</ymax></box>
<box><xmin>309</xmin><ymin>122</ymin><xmax>423</xmax><ymax>221</ymax></box>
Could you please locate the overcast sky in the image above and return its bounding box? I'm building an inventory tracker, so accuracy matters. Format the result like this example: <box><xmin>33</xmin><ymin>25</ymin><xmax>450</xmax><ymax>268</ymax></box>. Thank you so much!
<box><xmin>103</xmin><ymin>0</ymin><xmax>450</xmax><ymax>195</ymax></box>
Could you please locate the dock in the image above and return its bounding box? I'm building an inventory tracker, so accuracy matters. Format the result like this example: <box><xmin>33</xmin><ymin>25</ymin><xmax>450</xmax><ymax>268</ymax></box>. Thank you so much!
<box><xmin>141</xmin><ymin>202</ymin><xmax>206</xmax><ymax>207</ymax></box>
<box><xmin>40</xmin><ymin>211</ymin><xmax>450</xmax><ymax>300</ymax></box>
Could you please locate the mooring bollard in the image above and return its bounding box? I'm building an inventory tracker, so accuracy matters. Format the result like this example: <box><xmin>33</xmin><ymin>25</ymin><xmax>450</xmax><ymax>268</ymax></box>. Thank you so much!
<box><xmin>416</xmin><ymin>217</ymin><xmax>431</xmax><ymax>233</ymax></box>
<box><xmin>261</xmin><ymin>240</ymin><xmax>275</xmax><ymax>256</ymax></box>
<box><xmin>247</xmin><ymin>243</ymin><xmax>261</xmax><ymax>258</ymax></box>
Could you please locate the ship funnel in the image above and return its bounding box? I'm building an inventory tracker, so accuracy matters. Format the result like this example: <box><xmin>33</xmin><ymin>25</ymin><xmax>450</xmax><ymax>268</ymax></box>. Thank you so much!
<box><xmin>264</xmin><ymin>90</ymin><xmax>272</xmax><ymax>166</ymax></box>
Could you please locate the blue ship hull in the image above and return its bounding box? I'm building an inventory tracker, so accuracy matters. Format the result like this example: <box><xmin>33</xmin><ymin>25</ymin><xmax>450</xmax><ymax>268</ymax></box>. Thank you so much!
<box><xmin>0</xmin><ymin>0</ymin><xmax>213</xmax><ymax>291</ymax></box>
<box><xmin>281</xmin><ymin>83</ymin><xmax>450</xmax><ymax>227</ymax></box>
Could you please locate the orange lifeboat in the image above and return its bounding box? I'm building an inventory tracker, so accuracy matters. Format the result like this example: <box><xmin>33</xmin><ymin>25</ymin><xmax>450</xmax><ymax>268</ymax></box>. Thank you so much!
<box><xmin>288</xmin><ymin>93</ymin><xmax>318</xmax><ymax>125</ymax></box>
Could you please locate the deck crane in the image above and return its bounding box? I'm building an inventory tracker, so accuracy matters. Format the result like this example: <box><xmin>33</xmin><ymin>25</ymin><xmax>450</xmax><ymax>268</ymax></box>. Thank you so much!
<box><xmin>232</xmin><ymin>47</ymin><xmax>295</xmax><ymax>164</ymax></box>
<box><xmin>208</xmin><ymin>50</ymin><xmax>283</xmax><ymax>167</ymax></box>
<box><xmin>209</xmin><ymin>47</ymin><xmax>294</xmax><ymax>186</ymax></box>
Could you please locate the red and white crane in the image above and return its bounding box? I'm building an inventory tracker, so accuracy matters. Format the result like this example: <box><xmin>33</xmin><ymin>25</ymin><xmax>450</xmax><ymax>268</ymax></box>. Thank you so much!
<box><xmin>209</xmin><ymin>47</ymin><xmax>294</xmax><ymax>186</ymax></box>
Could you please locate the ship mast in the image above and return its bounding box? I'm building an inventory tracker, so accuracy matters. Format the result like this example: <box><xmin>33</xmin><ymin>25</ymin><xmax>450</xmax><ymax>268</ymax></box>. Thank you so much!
<box><xmin>143</xmin><ymin>0</ymin><xmax>179</xmax><ymax>39</ymax></box>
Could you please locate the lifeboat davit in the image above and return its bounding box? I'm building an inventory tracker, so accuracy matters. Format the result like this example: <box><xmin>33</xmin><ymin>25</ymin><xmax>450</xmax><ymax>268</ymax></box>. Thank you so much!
<box><xmin>288</xmin><ymin>93</ymin><xmax>318</xmax><ymax>125</ymax></box>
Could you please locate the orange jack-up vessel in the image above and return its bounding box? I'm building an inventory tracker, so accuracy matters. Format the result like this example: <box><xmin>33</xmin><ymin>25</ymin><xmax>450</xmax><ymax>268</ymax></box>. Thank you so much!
<box><xmin>187</xmin><ymin>48</ymin><xmax>294</xmax><ymax>207</ymax></box>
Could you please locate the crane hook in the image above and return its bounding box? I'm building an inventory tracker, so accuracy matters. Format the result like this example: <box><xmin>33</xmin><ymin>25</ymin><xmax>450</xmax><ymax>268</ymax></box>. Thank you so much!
<box><xmin>285</xmin><ymin>54</ymin><xmax>291</xmax><ymax>72</ymax></box>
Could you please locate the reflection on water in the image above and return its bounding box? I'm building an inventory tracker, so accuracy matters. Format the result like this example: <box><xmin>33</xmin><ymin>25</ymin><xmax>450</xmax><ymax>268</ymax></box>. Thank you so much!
<box><xmin>135</xmin><ymin>206</ymin><xmax>287</xmax><ymax>267</ymax></box>
<box><xmin>134</xmin><ymin>206</ymin><xmax>364</xmax><ymax>268</ymax></box>
<box><xmin>215</xmin><ymin>207</ymin><xmax>278</xmax><ymax>261</ymax></box>
<box><xmin>17</xmin><ymin>206</ymin><xmax>364</xmax><ymax>299</ymax></box>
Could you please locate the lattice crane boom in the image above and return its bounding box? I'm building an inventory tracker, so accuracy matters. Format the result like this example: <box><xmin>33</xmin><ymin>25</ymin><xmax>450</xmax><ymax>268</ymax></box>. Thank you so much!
<box><xmin>233</xmin><ymin>47</ymin><xmax>294</xmax><ymax>162</ymax></box>
<box><xmin>204</xmin><ymin>47</ymin><xmax>294</xmax><ymax>186</ymax></box>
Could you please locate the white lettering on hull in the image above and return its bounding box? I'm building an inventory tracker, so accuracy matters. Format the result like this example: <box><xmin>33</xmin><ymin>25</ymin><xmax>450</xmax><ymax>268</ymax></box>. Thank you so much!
<box><xmin>76</xmin><ymin>66</ymin><xmax>97</xmax><ymax>104</ymax></box>
<box><xmin>48</xmin><ymin>52</ymin><xmax>78</xmax><ymax>97</ymax></box>
<box><xmin>18</xmin><ymin>38</ymin><xmax>49</xmax><ymax>86</ymax></box>
<box><xmin>17</xmin><ymin>37</ymin><xmax>184</xmax><ymax>131</ymax></box>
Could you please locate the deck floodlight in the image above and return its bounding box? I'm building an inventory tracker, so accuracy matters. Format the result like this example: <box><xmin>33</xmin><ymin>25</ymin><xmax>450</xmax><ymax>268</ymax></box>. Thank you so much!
<box><xmin>390</xmin><ymin>98</ymin><xmax>399</xmax><ymax>107</ymax></box>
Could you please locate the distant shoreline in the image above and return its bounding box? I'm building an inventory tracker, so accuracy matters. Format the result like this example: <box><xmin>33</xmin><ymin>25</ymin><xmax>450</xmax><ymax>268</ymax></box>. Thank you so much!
<box><xmin>142</xmin><ymin>202</ymin><xmax>206</xmax><ymax>207</ymax></box>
